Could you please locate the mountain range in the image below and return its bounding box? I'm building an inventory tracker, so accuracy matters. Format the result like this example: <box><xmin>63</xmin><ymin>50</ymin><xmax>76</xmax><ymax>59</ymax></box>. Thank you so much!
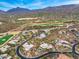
<box><xmin>0</xmin><ymin>4</ymin><xmax>79</xmax><ymax>14</ymax></box>
<box><xmin>0</xmin><ymin>4</ymin><xmax>79</xmax><ymax>33</ymax></box>
<box><xmin>0</xmin><ymin>4</ymin><xmax>79</xmax><ymax>21</ymax></box>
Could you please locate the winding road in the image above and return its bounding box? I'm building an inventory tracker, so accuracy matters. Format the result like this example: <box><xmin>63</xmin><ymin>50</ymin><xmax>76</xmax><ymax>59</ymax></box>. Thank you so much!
<box><xmin>16</xmin><ymin>30</ymin><xmax>79</xmax><ymax>59</ymax></box>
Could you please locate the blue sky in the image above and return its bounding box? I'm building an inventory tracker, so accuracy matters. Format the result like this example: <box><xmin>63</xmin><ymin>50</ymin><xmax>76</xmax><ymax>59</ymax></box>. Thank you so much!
<box><xmin>0</xmin><ymin>0</ymin><xmax>79</xmax><ymax>11</ymax></box>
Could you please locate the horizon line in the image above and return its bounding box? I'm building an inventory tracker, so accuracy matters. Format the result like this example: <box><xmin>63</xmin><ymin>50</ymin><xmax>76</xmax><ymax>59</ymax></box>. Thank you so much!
<box><xmin>0</xmin><ymin>4</ymin><xmax>79</xmax><ymax>11</ymax></box>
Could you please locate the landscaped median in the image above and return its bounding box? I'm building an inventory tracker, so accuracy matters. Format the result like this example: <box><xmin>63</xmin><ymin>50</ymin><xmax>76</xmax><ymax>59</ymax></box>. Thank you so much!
<box><xmin>0</xmin><ymin>34</ymin><xmax>14</xmax><ymax>46</ymax></box>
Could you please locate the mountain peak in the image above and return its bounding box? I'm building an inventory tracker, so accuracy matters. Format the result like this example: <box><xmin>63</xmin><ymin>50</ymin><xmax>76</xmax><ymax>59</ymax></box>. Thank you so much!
<box><xmin>1</xmin><ymin>4</ymin><xmax>79</xmax><ymax>15</ymax></box>
<box><xmin>7</xmin><ymin>7</ymin><xmax>31</xmax><ymax>14</ymax></box>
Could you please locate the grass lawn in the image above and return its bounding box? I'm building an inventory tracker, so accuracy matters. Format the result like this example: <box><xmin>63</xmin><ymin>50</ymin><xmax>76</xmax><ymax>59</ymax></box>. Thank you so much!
<box><xmin>32</xmin><ymin>23</ymin><xmax>64</xmax><ymax>27</ymax></box>
<box><xmin>0</xmin><ymin>34</ymin><xmax>13</xmax><ymax>45</ymax></box>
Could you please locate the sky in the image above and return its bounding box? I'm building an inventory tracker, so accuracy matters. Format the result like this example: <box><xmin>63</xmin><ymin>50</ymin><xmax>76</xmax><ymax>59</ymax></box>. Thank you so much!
<box><xmin>0</xmin><ymin>0</ymin><xmax>79</xmax><ymax>11</ymax></box>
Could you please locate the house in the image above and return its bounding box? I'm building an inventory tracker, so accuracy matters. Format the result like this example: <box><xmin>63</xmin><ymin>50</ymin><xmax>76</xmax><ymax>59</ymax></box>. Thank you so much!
<box><xmin>22</xmin><ymin>30</ymin><xmax>28</xmax><ymax>35</ymax></box>
<box><xmin>37</xmin><ymin>30</ymin><xmax>47</xmax><ymax>39</ymax></box>
<box><xmin>0</xmin><ymin>45</ymin><xmax>10</xmax><ymax>52</ymax></box>
<box><xmin>66</xmin><ymin>23</ymin><xmax>77</xmax><ymax>31</ymax></box>
<box><xmin>22</xmin><ymin>43</ymin><xmax>34</xmax><ymax>51</ymax></box>
<box><xmin>0</xmin><ymin>54</ymin><xmax>12</xmax><ymax>59</ymax></box>
<box><xmin>22</xmin><ymin>30</ymin><xmax>33</xmax><ymax>37</ymax></box>
<box><xmin>0</xmin><ymin>54</ymin><xmax>7</xmax><ymax>58</ymax></box>
<box><xmin>56</xmin><ymin>39</ymin><xmax>70</xmax><ymax>48</ymax></box>
<box><xmin>66</xmin><ymin>23</ymin><xmax>74</xmax><ymax>28</ymax></box>
<box><xmin>8</xmin><ymin>39</ymin><xmax>19</xmax><ymax>44</ymax></box>
<box><xmin>40</xmin><ymin>43</ymin><xmax>52</xmax><ymax>49</ymax></box>
<box><xmin>36</xmin><ymin>33</ymin><xmax>47</xmax><ymax>39</ymax></box>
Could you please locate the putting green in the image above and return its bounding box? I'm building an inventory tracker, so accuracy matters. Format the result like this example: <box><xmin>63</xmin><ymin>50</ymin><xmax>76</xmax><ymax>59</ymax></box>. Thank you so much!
<box><xmin>0</xmin><ymin>34</ymin><xmax>13</xmax><ymax>45</ymax></box>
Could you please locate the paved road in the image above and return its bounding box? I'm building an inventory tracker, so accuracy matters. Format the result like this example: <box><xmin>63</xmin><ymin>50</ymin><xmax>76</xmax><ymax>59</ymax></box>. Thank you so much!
<box><xmin>16</xmin><ymin>29</ymin><xmax>79</xmax><ymax>59</ymax></box>
<box><xmin>71</xmin><ymin>30</ymin><xmax>79</xmax><ymax>55</ymax></box>
<box><xmin>16</xmin><ymin>35</ymin><xmax>41</xmax><ymax>59</ymax></box>
<box><xmin>16</xmin><ymin>37</ymin><xmax>79</xmax><ymax>59</ymax></box>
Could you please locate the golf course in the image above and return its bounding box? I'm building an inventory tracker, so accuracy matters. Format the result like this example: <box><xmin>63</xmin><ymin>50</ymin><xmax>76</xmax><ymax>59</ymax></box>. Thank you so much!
<box><xmin>0</xmin><ymin>34</ymin><xmax>13</xmax><ymax>45</ymax></box>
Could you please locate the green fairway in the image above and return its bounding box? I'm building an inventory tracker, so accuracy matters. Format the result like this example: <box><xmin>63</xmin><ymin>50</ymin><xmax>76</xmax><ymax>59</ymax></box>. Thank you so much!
<box><xmin>33</xmin><ymin>23</ymin><xmax>64</xmax><ymax>27</ymax></box>
<box><xmin>0</xmin><ymin>34</ymin><xmax>13</xmax><ymax>45</ymax></box>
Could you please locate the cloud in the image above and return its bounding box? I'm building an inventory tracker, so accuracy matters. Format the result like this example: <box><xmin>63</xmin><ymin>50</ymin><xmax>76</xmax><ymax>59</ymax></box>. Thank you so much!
<box><xmin>0</xmin><ymin>1</ymin><xmax>26</xmax><ymax>10</ymax></box>
<box><xmin>28</xmin><ymin>1</ymin><xmax>45</xmax><ymax>7</ymax></box>
<box><xmin>0</xmin><ymin>2</ymin><xmax>17</xmax><ymax>8</ymax></box>
<box><xmin>59</xmin><ymin>0</ymin><xmax>79</xmax><ymax>5</ymax></box>
<box><xmin>25</xmin><ymin>0</ymin><xmax>54</xmax><ymax>9</ymax></box>
<box><xmin>25</xmin><ymin>0</ymin><xmax>79</xmax><ymax>9</ymax></box>
<box><xmin>47</xmin><ymin>0</ymin><xmax>79</xmax><ymax>6</ymax></box>
<box><xmin>20</xmin><ymin>1</ymin><xmax>45</xmax><ymax>9</ymax></box>
<box><xmin>0</xmin><ymin>0</ymin><xmax>79</xmax><ymax>11</ymax></box>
